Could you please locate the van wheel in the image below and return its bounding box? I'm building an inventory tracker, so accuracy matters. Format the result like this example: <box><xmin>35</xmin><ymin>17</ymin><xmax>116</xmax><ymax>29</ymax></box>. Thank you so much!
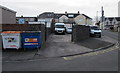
<box><xmin>63</xmin><ymin>32</ymin><xmax>65</xmax><ymax>35</ymax></box>
<box><xmin>99</xmin><ymin>35</ymin><xmax>101</xmax><ymax>38</ymax></box>
<box><xmin>55</xmin><ymin>32</ymin><xmax>57</xmax><ymax>35</ymax></box>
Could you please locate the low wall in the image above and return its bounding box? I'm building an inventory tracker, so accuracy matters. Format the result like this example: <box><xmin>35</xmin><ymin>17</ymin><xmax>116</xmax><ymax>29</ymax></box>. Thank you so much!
<box><xmin>72</xmin><ymin>25</ymin><xmax>90</xmax><ymax>42</ymax></box>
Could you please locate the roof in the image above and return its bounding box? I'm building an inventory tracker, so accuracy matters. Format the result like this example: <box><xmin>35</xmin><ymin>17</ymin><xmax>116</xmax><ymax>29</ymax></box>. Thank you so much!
<box><xmin>0</xmin><ymin>5</ymin><xmax>16</xmax><ymax>13</ymax></box>
<box><xmin>54</xmin><ymin>13</ymin><xmax>65</xmax><ymax>18</ymax></box>
<box><xmin>38</xmin><ymin>12</ymin><xmax>92</xmax><ymax>20</ymax></box>
<box><xmin>82</xmin><ymin>14</ymin><xmax>92</xmax><ymax>19</ymax></box>
<box><xmin>105</xmin><ymin>17</ymin><xmax>120</xmax><ymax>21</ymax></box>
<box><xmin>38</xmin><ymin>12</ymin><xmax>54</xmax><ymax>18</ymax></box>
<box><xmin>54</xmin><ymin>13</ymin><xmax>80</xmax><ymax>18</ymax></box>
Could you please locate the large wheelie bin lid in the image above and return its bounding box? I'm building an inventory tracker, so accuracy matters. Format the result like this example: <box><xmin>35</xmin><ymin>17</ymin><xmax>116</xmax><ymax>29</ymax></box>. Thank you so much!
<box><xmin>1</xmin><ymin>31</ymin><xmax>22</xmax><ymax>34</ymax></box>
<box><xmin>1</xmin><ymin>31</ymin><xmax>22</xmax><ymax>35</ymax></box>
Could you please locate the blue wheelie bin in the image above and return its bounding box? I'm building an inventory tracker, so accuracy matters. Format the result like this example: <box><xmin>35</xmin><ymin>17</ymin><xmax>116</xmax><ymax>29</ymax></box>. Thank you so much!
<box><xmin>21</xmin><ymin>31</ymin><xmax>41</xmax><ymax>50</ymax></box>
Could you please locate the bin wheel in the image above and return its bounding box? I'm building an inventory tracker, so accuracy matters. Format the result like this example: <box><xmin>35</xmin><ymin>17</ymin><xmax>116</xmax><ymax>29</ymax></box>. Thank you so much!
<box><xmin>3</xmin><ymin>48</ymin><xmax>6</xmax><ymax>51</ymax></box>
<box><xmin>23</xmin><ymin>48</ymin><xmax>26</xmax><ymax>51</ymax></box>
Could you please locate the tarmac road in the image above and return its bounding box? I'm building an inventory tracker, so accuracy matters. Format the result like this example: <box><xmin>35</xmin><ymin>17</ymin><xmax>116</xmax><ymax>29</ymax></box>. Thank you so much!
<box><xmin>102</xmin><ymin>30</ymin><xmax>118</xmax><ymax>41</ymax></box>
<box><xmin>2</xmin><ymin>45</ymin><xmax>118</xmax><ymax>71</ymax></box>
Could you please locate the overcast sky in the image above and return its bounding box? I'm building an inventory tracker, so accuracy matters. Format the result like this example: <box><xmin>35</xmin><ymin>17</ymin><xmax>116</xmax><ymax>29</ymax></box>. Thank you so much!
<box><xmin>0</xmin><ymin>0</ymin><xmax>119</xmax><ymax>18</ymax></box>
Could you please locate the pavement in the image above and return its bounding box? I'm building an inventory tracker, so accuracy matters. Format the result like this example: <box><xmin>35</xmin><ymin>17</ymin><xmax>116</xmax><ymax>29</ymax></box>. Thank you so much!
<box><xmin>2</xmin><ymin>50</ymin><xmax>37</xmax><ymax>61</ymax></box>
<box><xmin>2</xmin><ymin>33</ymin><xmax>115</xmax><ymax>62</ymax></box>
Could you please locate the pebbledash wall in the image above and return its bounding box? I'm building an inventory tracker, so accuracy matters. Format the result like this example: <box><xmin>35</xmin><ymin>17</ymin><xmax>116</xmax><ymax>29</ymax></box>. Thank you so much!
<box><xmin>0</xmin><ymin>5</ymin><xmax>16</xmax><ymax>24</ymax></box>
<box><xmin>72</xmin><ymin>25</ymin><xmax>90</xmax><ymax>42</ymax></box>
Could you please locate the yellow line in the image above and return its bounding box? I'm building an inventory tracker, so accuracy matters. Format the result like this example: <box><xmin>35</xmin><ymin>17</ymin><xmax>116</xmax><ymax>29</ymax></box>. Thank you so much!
<box><xmin>63</xmin><ymin>46</ymin><xmax>118</xmax><ymax>60</ymax></box>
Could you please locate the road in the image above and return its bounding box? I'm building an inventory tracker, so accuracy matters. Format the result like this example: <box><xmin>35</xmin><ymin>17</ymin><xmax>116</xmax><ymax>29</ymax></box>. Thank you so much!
<box><xmin>2</xmin><ymin>30</ymin><xmax>119</xmax><ymax>71</ymax></box>
<box><xmin>2</xmin><ymin>46</ymin><xmax>118</xmax><ymax>71</ymax></box>
<box><xmin>102</xmin><ymin>30</ymin><xmax>118</xmax><ymax>41</ymax></box>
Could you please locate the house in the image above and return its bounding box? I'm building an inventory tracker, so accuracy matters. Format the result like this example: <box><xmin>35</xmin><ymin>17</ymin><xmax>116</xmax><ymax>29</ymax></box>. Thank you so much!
<box><xmin>54</xmin><ymin>12</ymin><xmax>80</xmax><ymax>28</ymax></box>
<box><xmin>74</xmin><ymin>14</ymin><xmax>93</xmax><ymax>25</ymax></box>
<box><xmin>0</xmin><ymin>5</ymin><xmax>16</xmax><ymax>24</ymax></box>
<box><xmin>16</xmin><ymin>17</ymin><xmax>37</xmax><ymax>24</ymax></box>
<box><xmin>54</xmin><ymin>13</ymin><xmax>64</xmax><ymax>23</ymax></box>
<box><xmin>54</xmin><ymin>12</ymin><xmax>92</xmax><ymax>28</ymax></box>
<box><xmin>37</xmin><ymin>12</ymin><xmax>92</xmax><ymax>28</ymax></box>
<box><xmin>38</xmin><ymin>12</ymin><xmax>54</xmax><ymax>28</ymax></box>
<box><xmin>59</xmin><ymin>15</ymin><xmax>69</xmax><ymax>23</ymax></box>
<box><xmin>104</xmin><ymin>17</ymin><xmax>120</xmax><ymax>30</ymax></box>
<box><xmin>104</xmin><ymin>17</ymin><xmax>120</xmax><ymax>25</ymax></box>
<box><xmin>56</xmin><ymin>12</ymin><xmax>92</xmax><ymax>25</ymax></box>
<box><xmin>65</xmin><ymin>13</ymin><xmax>80</xmax><ymax>24</ymax></box>
<box><xmin>54</xmin><ymin>12</ymin><xmax>80</xmax><ymax>23</ymax></box>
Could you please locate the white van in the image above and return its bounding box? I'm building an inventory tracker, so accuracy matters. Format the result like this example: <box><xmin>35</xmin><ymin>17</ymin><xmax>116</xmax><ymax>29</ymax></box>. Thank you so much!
<box><xmin>54</xmin><ymin>23</ymin><xmax>66</xmax><ymax>34</ymax></box>
<box><xmin>90</xmin><ymin>26</ymin><xmax>102</xmax><ymax>38</ymax></box>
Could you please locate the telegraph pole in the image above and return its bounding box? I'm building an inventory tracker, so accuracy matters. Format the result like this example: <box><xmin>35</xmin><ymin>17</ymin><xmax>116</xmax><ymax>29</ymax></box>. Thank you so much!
<box><xmin>101</xmin><ymin>6</ymin><xmax>104</xmax><ymax>29</ymax></box>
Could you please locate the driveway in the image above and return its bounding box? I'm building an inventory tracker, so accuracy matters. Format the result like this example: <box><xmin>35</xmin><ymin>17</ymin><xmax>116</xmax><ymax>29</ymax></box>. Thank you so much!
<box><xmin>37</xmin><ymin>34</ymin><xmax>113</xmax><ymax>57</ymax></box>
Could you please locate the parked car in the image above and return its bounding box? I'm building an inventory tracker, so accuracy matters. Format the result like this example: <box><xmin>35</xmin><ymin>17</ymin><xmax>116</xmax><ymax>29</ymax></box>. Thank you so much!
<box><xmin>54</xmin><ymin>23</ymin><xmax>66</xmax><ymax>34</ymax></box>
<box><xmin>66</xmin><ymin>27</ymin><xmax>72</xmax><ymax>34</ymax></box>
<box><xmin>90</xmin><ymin>26</ymin><xmax>102</xmax><ymax>38</ymax></box>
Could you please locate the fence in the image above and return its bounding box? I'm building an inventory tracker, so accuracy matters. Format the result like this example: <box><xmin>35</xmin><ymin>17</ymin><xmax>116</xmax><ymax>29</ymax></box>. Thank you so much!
<box><xmin>72</xmin><ymin>25</ymin><xmax>90</xmax><ymax>42</ymax></box>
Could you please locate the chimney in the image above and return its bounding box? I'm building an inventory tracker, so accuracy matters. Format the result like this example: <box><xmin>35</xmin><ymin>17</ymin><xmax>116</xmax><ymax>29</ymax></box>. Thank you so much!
<box><xmin>78</xmin><ymin>11</ymin><xmax>80</xmax><ymax>14</ymax></box>
<box><xmin>65</xmin><ymin>11</ymin><xmax>67</xmax><ymax>14</ymax></box>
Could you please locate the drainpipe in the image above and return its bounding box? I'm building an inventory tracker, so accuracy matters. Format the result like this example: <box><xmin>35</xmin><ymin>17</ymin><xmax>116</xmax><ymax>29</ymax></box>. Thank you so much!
<box><xmin>85</xmin><ymin>18</ymin><xmax>87</xmax><ymax>24</ymax></box>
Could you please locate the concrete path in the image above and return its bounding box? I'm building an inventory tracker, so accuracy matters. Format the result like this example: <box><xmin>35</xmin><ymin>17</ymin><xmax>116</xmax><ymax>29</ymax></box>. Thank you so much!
<box><xmin>37</xmin><ymin>34</ymin><xmax>113</xmax><ymax>57</ymax></box>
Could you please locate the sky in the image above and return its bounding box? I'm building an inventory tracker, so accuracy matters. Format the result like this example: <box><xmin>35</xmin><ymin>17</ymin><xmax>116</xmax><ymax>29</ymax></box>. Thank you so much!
<box><xmin>0</xmin><ymin>0</ymin><xmax>119</xmax><ymax>19</ymax></box>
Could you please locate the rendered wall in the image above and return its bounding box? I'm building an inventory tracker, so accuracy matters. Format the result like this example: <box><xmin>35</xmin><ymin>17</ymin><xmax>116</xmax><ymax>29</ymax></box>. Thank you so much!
<box><xmin>2</xmin><ymin>8</ymin><xmax>16</xmax><ymax>24</ymax></box>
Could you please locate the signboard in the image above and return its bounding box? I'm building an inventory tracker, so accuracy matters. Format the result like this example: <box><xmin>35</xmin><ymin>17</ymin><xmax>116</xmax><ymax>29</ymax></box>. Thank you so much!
<box><xmin>19</xmin><ymin>18</ymin><xmax>25</xmax><ymax>24</ymax></box>
<box><xmin>25</xmin><ymin>38</ymin><xmax>38</xmax><ymax>42</ymax></box>
<box><xmin>24</xmin><ymin>38</ymin><xmax>38</xmax><ymax>45</ymax></box>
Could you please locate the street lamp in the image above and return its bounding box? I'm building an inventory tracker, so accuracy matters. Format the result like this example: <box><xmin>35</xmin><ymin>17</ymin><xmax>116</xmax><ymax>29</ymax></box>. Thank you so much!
<box><xmin>96</xmin><ymin>11</ymin><xmax>101</xmax><ymax>23</ymax></box>
<box><xmin>96</xmin><ymin>6</ymin><xmax>105</xmax><ymax>29</ymax></box>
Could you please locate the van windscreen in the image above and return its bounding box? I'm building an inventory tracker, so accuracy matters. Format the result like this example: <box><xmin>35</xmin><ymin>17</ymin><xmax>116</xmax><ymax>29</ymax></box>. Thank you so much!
<box><xmin>55</xmin><ymin>25</ymin><xmax>64</xmax><ymax>28</ymax></box>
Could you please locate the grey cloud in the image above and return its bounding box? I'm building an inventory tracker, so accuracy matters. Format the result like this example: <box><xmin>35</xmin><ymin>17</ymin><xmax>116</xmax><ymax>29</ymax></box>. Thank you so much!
<box><xmin>0</xmin><ymin>0</ymin><xmax>119</xmax><ymax>17</ymax></box>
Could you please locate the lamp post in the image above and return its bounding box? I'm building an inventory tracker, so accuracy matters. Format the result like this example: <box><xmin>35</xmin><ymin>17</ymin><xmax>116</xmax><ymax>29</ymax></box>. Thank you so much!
<box><xmin>96</xmin><ymin>11</ymin><xmax>99</xmax><ymax>23</ymax></box>
<box><xmin>96</xmin><ymin>11</ymin><xmax>101</xmax><ymax>23</ymax></box>
<box><xmin>96</xmin><ymin>6</ymin><xmax>105</xmax><ymax>29</ymax></box>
